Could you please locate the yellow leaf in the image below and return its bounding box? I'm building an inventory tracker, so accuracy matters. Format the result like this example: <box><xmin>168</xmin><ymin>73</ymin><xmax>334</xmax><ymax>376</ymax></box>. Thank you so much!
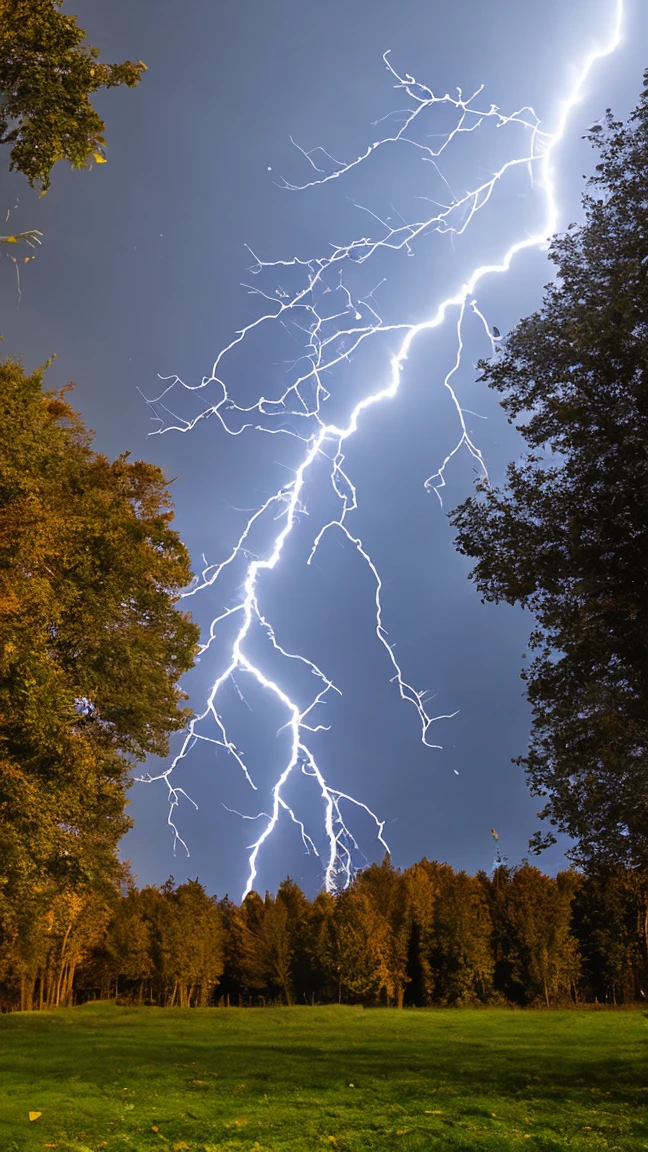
<box><xmin>425</xmin><ymin>1109</ymin><xmax>443</xmax><ymax>1114</ymax></box>
<box><xmin>29</xmin><ymin>1111</ymin><xmax>42</xmax><ymax>1121</ymax></box>
<box><xmin>93</xmin><ymin>153</ymin><xmax>107</xmax><ymax>164</ymax></box>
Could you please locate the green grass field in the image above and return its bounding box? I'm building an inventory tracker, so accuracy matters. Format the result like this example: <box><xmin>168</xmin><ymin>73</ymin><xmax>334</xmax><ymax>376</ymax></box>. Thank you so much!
<box><xmin>1</xmin><ymin>1004</ymin><xmax>646</xmax><ymax>1152</ymax></box>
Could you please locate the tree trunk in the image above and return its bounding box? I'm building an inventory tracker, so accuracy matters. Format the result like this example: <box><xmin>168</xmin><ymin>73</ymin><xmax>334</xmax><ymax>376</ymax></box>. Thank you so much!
<box><xmin>55</xmin><ymin>920</ymin><xmax>74</xmax><ymax>1006</ymax></box>
<box><xmin>20</xmin><ymin>975</ymin><xmax>33</xmax><ymax>1012</ymax></box>
<box><xmin>65</xmin><ymin>964</ymin><xmax>77</xmax><ymax>1006</ymax></box>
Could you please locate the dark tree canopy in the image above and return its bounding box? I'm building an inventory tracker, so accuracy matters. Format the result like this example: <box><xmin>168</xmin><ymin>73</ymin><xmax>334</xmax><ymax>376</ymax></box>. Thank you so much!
<box><xmin>0</xmin><ymin>359</ymin><xmax>199</xmax><ymax>895</ymax></box>
<box><xmin>450</xmin><ymin>73</ymin><xmax>648</xmax><ymax>872</ymax></box>
<box><xmin>0</xmin><ymin>0</ymin><xmax>146</xmax><ymax>191</ymax></box>
<box><xmin>4</xmin><ymin>857</ymin><xmax>647</xmax><ymax>1012</ymax></box>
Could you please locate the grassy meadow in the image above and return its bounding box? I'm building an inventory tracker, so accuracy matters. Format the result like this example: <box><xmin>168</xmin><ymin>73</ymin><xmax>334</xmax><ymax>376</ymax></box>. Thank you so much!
<box><xmin>0</xmin><ymin>1003</ymin><xmax>646</xmax><ymax>1152</ymax></box>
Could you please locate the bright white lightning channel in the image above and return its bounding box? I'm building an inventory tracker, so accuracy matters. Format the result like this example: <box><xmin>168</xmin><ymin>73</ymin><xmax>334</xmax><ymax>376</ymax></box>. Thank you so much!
<box><xmin>141</xmin><ymin>2</ymin><xmax>624</xmax><ymax>898</ymax></box>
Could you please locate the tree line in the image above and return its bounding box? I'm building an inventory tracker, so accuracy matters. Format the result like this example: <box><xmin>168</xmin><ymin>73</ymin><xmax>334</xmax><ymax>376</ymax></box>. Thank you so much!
<box><xmin>2</xmin><ymin>856</ymin><xmax>646</xmax><ymax>1012</ymax></box>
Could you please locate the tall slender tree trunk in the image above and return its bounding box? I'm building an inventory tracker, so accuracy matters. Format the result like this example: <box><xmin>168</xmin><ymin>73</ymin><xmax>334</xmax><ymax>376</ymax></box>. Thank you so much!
<box><xmin>55</xmin><ymin>921</ymin><xmax>74</xmax><ymax>1007</ymax></box>
<box><xmin>47</xmin><ymin>965</ymin><xmax>57</xmax><ymax>1008</ymax></box>
<box><xmin>65</xmin><ymin>964</ymin><xmax>77</xmax><ymax>1007</ymax></box>
<box><xmin>55</xmin><ymin>964</ymin><xmax>66</xmax><ymax>1007</ymax></box>
<box><xmin>20</xmin><ymin>975</ymin><xmax>31</xmax><ymax>1012</ymax></box>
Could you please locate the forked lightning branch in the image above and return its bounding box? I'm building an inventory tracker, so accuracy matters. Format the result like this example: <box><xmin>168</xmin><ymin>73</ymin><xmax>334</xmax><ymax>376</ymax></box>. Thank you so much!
<box><xmin>140</xmin><ymin>1</ymin><xmax>624</xmax><ymax>897</ymax></box>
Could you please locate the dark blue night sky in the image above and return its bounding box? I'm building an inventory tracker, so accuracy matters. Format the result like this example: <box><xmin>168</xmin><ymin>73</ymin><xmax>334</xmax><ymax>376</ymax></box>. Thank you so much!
<box><xmin>2</xmin><ymin>0</ymin><xmax>646</xmax><ymax>898</ymax></box>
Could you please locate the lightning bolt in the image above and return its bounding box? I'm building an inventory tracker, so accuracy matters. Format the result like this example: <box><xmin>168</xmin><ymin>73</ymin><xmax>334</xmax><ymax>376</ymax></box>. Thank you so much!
<box><xmin>140</xmin><ymin>1</ymin><xmax>624</xmax><ymax>898</ymax></box>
